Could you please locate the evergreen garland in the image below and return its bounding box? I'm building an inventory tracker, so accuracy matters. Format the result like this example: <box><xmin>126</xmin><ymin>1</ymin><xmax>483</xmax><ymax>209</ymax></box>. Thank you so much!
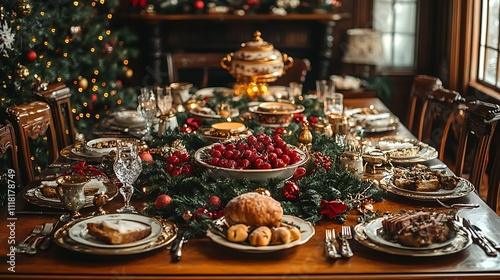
<box><xmin>137</xmin><ymin>100</ymin><xmax>386</xmax><ymax>236</ymax></box>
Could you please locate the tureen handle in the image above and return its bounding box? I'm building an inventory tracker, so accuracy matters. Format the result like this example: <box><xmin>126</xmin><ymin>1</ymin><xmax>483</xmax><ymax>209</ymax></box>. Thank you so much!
<box><xmin>220</xmin><ymin>53</ymin><xmax>233</xmax><ymax>74</ymax></box>
<box><xmin>282</xmin><ymin>54</ymin><xmax>294</xmax><ymax>74</ymax></box>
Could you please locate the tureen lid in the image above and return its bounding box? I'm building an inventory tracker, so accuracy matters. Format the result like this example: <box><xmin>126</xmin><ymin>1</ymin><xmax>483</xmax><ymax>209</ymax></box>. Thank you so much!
<box><xmin>240</xmin><ymin>31</ymin><xmax>274</xmax><ymax>51</ymax></box>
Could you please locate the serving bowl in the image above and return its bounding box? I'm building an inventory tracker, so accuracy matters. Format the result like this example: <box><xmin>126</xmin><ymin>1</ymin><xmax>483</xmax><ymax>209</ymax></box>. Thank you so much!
<box><xmin>194</xmin><ymin>143</ymin><xmax>308</xmax><ymax>181</ymax></box>
<box><xmin>249</xmin><ymin>102</ymin><xmax>305</xmax><ymax>127</ymax></box>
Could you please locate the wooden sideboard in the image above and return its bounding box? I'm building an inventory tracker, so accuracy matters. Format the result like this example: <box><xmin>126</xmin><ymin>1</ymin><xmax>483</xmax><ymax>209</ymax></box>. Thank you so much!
<box><xmin>121</xmin><ymin>13</ymin><xmax>349</xmax><ymax>90</ymax></box>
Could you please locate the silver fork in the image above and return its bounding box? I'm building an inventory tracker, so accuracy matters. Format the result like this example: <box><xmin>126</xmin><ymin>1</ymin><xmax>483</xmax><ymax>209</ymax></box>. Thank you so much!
<box><xmin>15</xmin><ymin>224</ymin><xmax>43</xmax><ymax>253</ymax></box>
<box><xmin>435</xmin><ymin>198</ymin><xmax>479</xmax><ymax>209</ymax></box>
<box><xmin>26</xmin><ymin>223</ymin><xmax>53</xmax><ymax>255</ymax></box>
<box><xmin>339</xmin><ymin>225</ymin><xmax>354</xmax><ymax>258</ymax></box>
<box><xmin>325</xmin><ymin>229</ymin><xmax>341</xmax><ymax>259</ymax></box>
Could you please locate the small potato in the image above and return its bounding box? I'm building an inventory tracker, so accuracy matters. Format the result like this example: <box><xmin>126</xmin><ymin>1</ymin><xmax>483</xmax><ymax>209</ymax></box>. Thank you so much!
<box><xmin>288</xmin><ymin>226</ymin><xmax>301</xmax><ymax>241</ymax></box>
<box><xmin>227</xmin><ymin>224</ymin><xmax>249</xmax><ymax>243</ymax></box>
<box><xmin>271</xmin><ymin>227</ymin><xmax>292</xmax><ymax>245</ymax></box>
<box><xmin>248</xmin><ymin>226</ymin><xmax>272</xmax><ymax>247</ymax></box>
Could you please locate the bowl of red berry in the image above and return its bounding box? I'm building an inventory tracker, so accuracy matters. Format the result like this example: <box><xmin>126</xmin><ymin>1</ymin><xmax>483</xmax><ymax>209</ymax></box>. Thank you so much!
<box><xmin>194</xmin><ymin>133</ymin><xmax>309</xmax><ymax>181</ymax></box>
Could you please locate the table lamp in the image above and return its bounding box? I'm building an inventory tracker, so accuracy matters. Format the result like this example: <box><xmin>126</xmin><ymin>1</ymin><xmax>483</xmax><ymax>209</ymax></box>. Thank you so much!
<box><xmin>342</xmin><ymin>28</ymin><xmax>385</xmax><ymax>79</ymax></box>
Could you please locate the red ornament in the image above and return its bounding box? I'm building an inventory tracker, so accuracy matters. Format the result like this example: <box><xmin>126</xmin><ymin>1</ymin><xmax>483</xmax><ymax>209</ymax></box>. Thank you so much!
<box><xmin>139</xmin><ymin>150</ymin><xmax>154</xmax><ymax>164</ymax></box>
<box><xmin>319</xmin><ymin>199</ymin><xmax>348</xmax><ymax>219</ymax></box>
<box><xmin>194</xmin><ymin>0</ymin><xmax>204</xmax><ymax>10</ymax></box>
<box><xmin>26</xmin><ymin>50</ymin><xmax>37</xmax><ymax>62</ymax></box>
<box><xmin>154</xmin><ymin>194</ymin><xmax>173</xmax><ymax>209</ymax></box>
<box><xmin>90</xmin><ymin>93</ymin><xmax>98</xmax><ymax>103</ymax></box>
<box><xmin>293</xmin><ymin>167</ymin><xmax>307</xmax><ymax>180</ymax></box>
<box><xmin>283</xmin><ymin>181</ymin><xmax>300</xmax><ymax>200</ymax></box>
<box><xmin>207</xmin><ymin>195</ymin><xmax>222</xmax><ymax>208</ymax></box>
<box><xmin>194</xmin><ymin>207</ymin><xmax>213</xmax><ymax>220</ymax></box>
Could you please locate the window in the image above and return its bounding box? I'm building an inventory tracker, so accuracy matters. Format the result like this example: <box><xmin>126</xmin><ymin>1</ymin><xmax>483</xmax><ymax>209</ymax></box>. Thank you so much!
<box><xmin>478</xmin><ymin>0</ymin><xmax>500</xmax><ymax>89</ymax></box>
<box><xmin>372</xmin><ymin>0</ymin><xmax>417</xmax><ymax>68</ymax></box>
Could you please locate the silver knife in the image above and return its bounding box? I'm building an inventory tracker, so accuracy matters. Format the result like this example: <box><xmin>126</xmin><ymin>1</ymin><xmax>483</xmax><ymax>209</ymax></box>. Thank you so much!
<box><xmin>463</xmin><ymin>218</ymin><xmax>498</xmax><ymax>257</ymax></box>
<box><xmin>471</xmin><ymin>225</ymin><xmax>500</xmax><ymax>250</ymax></box>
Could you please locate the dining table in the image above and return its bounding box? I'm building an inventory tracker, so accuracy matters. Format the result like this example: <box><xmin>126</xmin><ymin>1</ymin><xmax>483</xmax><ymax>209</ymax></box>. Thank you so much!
<box><xmin>1</xmin><ymin>97</ymin><xmax>500</xmax><ymax>280</ymax></box>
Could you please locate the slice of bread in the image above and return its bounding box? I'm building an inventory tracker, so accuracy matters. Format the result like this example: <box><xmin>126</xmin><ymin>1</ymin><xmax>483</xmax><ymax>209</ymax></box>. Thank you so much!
<box><xmin>87</xmin><ymin>220</ymin><xmax>152</xmax><ymax>245</ymax></box>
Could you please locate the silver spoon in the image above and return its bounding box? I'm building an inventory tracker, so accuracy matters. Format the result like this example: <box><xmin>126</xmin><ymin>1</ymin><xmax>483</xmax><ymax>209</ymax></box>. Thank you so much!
<box><xmin>38</xmin><ymin>213</ymin><xmax>71</xmax><ymax>250</ymax></box>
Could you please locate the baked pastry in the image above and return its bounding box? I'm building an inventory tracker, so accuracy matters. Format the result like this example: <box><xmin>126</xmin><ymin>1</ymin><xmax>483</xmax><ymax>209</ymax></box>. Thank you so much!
<box><xmin>248</xmin><ymin>226</ymin><xmax>272</xmax><ymax>247</ymax></box>
<box><xmin>86</xmin><ymin>220</ymin><xmax>152</xmax><ymax>245</ymax></box>
<box><xmin>224</xmin><ymin>192</ymin><xmax>283</xmax><ymax>228</ymax></box>
<box><xmin>271</xmin><ymin>227</ymin><xmax>292</xmax><ymax>245</ymax></box>
<box><xmin>227</xmin><ymin>224</ymin><xmax>249</xmax><ymax>243</ymax></box>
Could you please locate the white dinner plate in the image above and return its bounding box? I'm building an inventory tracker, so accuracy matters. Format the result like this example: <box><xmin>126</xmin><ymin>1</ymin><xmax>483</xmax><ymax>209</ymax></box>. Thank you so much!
<box><xmin>354</xmin><ymin>220</ymin><xmax>472</xmax><ymax>257</ymax></box>
<box><xmin>68</xmin><ymin>213</ymin><xmax>163</xmax><ymax>249</ymax></box>
<box><xmin>363</xmin><ymin>218</ymin><xmax>457</xmax><ymax>251</ymax></box>
<box><xmin>206</xmin><ymin>215</ymin><xmax>315</xmax><ymax>253</ymax></box>
<box><xmin>54</xmin><ymin>215</ymin><xmax>177</xmax><ymax>255</ymax></box>
<box><xmin>379</xmin><ymin>175</ymin><xmax>475</xmax><ymax>201</ymax></box>
<box><xmin>112</xmin><ymin>110</ymin><xmax>146</xmax><ymax>125</ymax></box>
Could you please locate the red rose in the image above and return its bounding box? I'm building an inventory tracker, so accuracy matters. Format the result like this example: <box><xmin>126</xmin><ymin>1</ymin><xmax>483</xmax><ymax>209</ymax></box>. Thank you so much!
<box><xmin>319</xmin><ymin>199</ymin><xmax>348</xmax><ymax>219</ymax></box>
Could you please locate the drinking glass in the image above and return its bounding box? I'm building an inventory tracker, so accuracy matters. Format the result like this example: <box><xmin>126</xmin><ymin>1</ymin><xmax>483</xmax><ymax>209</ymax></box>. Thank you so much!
<box><xmin>287</xmin><ymin>82</ymin><xmax>303</xmax><ymax>103</ymax></box>
<box><xmin>324</xmin><ymin>92</ymin><xmax>344</xmax><ymax>116</ymax></box>
<box><xmin>138</xmin><ymin>87</ymin><xmax>157</xmax><ymax>141</ymax></box>
<box><xmin>155</xmin><ymin>86</ymin><xmax>173</xmax><ymax>116</ymax></box>
<box><xmin>113</xmin><ymin>140</ymin><xmax>142</xmax><ymax>213</ymax></box>
<box><xmin>316</xmin><ymin>80</ymin><xmax>335</xmax><ymax>103</ymax></box>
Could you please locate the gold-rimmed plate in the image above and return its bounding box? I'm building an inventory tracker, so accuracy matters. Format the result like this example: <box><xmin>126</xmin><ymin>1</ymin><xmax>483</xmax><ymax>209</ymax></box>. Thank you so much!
<box><xmin>354</xmin><ymin>220</ymin><xmax>472</xmax><ymax>257</ymax></box>
<box><xmin>68</xmin><ymin>214</ymin><xmax>164</xmax><ymax>249</ymax></box>
<box><xmin>54</xmin><ymin>214</ymin><xmax>177</xmax><ymax>255</ymax></box>
<box><xmin>363</xmin><ymin>218</ymin><xmax>458</xmax><ymax>251</ymax></box>
<box><xmin>363</xmin><ymin>137</ymin><xmax>438</xmax><ymax>163</ymax></box>
<box><xmin>379</xmin><ymin>175</ymin><xmax>475</xmax><ymax>201</ymax></box>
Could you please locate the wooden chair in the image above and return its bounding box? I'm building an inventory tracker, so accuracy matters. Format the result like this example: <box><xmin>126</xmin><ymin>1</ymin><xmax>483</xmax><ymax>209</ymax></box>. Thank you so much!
<box><xmin>405</xmin><ymin>75</ymin><xmax>443</xmax><ymax>139</ymax></box>
<box><xmin>271</xmin><ymin>58</ymin><xmax>311</xmax><ymax>87</ymax></box>
<box><xmin>487</xmin><ymin>143</ymin><xmax>500</xmax><ymax>211</ymax></box>
<box><xmin>455</xmin><ymin>100</ymin><xmax>500</xmax><ymax>202</ymax></box>
<box><xmin>6</xmin><ymin>101</ymin><xmax>59</xmax><ymax>184</ymax></box>
<box><xmin>0</xmin><ymin>121</ymin><xmax>20</xmax><ymax>188</ymax></box>
<box><xmin>34</xmin><ymin>82</ymin><xmax>76</xmax><ymax>148</ymax></box>
<box><xmin>420</xmin><ymin>87</ymin><xmax>465</xmax><ymax>161</ymax></box>
<box><xmin>166</xmin><ymin>52</ymin><xmax>232</xmax><ymax>88</ymax></box>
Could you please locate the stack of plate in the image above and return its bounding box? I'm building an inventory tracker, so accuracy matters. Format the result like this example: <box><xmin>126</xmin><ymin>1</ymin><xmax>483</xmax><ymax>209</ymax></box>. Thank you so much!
<box><xmin>54</xmin><ymin>213</ymin><xmax>177</xmax><ymax>255</ymax></box>
<box><xmin>353</xmin><ymin>217</ymin><xmax>472</xmax><ymax>256</ymax></box>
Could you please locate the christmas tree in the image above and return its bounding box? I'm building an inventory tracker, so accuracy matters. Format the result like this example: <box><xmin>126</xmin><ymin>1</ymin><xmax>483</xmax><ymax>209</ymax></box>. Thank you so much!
<box><xmin>0</xmin><ymin>0</ymin><xmax>138</xmax><ymax>207</ymax></box>
<box><xmin>0</xmin><ymin>0</ymin><xmax>138</xmax><ymax>132</ymax></box>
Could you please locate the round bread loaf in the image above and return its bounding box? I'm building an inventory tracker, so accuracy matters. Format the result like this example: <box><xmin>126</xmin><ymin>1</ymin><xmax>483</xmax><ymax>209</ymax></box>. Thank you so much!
<box><xmin>224</xmin><ymin>192</ymin><xmax>283</xmax><ymax>228</ymax></box>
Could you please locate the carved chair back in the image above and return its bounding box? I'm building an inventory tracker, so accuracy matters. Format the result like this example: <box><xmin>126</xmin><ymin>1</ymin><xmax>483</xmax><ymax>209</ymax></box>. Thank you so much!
<box><xmin>6</xmin><ymin>101</ymin><xmax>59</xmax><ymax>184</ymax></box>
<box><xmin>455</xmin><ymin>101</ymin><xmax>500</xmax><ymax>203</ymax></box>
<box><xmin>405</xmin><ymin>75</ymin><xmax>443</xmax><ymax>139</ymax></box>
<box><xmin>166</xmin><ymin>52</ymin><xmax>231</xmax><ymax>88</ymax></box>
<box><xmin>0</xmin><ymin>121</ymin><xmax>20</xmax><ymax>188</ymax></box>
<box><xmin>34</xmin><ymin>82</ymin><xmax>76</xmax><ymax>149</ymax></box>
<box><xmin>420</xmin><ymin>87</ymin><xmax>465</xmax><ymax>161</ymax></box>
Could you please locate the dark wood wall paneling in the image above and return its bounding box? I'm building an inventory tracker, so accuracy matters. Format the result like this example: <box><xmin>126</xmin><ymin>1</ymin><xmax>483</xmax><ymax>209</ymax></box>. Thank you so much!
<box><xmin>117</xmin><ymin>1</ymin><xmax>455</xmax><ymax>121</ymax></box>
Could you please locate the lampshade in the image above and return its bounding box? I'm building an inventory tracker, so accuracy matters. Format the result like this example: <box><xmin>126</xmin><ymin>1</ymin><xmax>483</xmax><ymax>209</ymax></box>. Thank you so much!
<box><xmin>342</xmin><ymin>28</ymin><xmax>385</xmax><ymax>66</ymax></box>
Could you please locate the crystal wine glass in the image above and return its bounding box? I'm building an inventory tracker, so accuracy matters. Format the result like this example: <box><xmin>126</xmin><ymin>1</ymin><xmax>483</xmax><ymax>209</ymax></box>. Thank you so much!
<box><xmin>113</xmin><ymin>140</ymin><xmax>142</xmax><ymax>213</ymax></box>
<box><xmin>138</xmin><ymin>87</ymin><xmax>157</xmax><ymax>141</ymax></box>
<box><xmin>155</xmin><ymin>86</ymin><xmax>173</xmax><ymax>116</ymax></box>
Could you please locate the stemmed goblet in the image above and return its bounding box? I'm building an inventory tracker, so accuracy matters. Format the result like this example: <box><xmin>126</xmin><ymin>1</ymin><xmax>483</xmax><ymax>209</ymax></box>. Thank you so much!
<box><xmin>113</xmin><ymin>140</ymin><xmax>142</xmax><ymax>213</ymax></box>
<box><xmin>138</xmin><ymin>87</ymin><xmax>157</xmax><ymax>141</ymax></box>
